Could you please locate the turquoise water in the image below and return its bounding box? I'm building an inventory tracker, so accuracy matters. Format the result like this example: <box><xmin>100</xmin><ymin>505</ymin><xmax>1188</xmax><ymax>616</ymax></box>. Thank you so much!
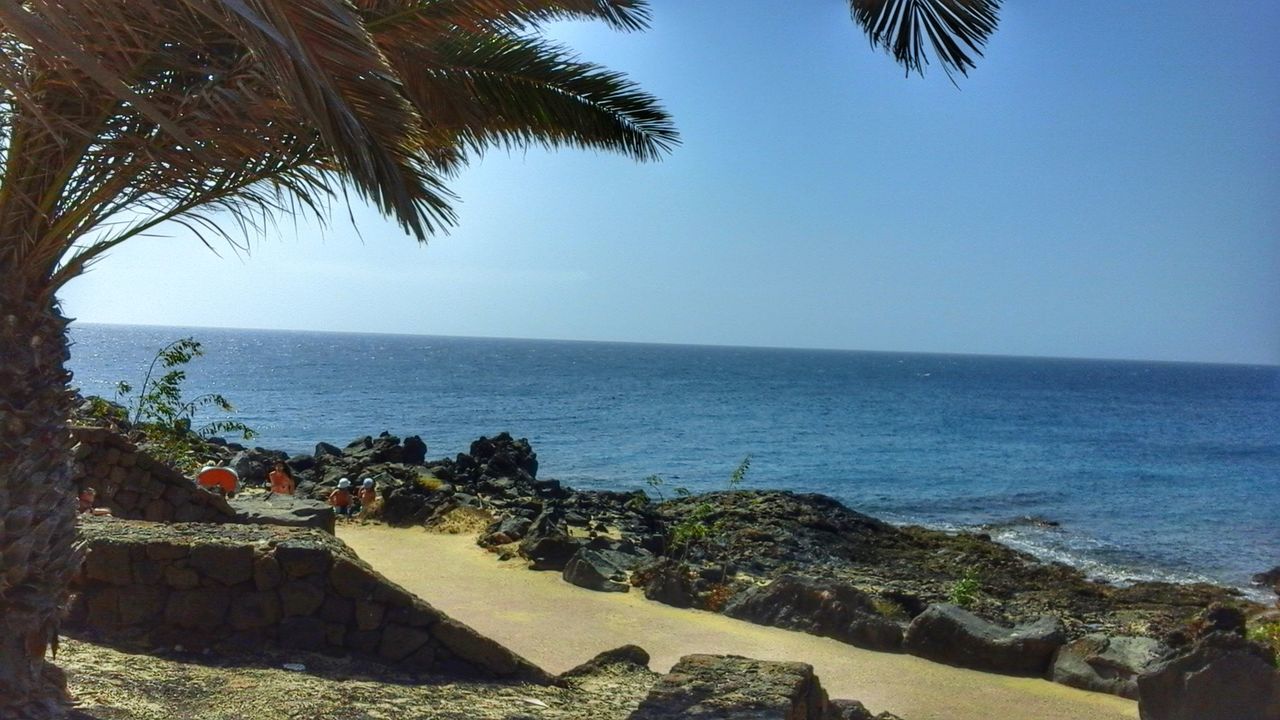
<box><xmin>67</xmin><ymin>323</ymin><xmax>1280</xmax><ymax>596</ymax></box>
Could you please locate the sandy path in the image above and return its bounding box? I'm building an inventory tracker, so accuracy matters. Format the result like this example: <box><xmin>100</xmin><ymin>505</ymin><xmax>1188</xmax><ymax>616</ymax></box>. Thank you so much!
<box><xmin>338</xmin><ymin>525</ymin><xmax>1137</xmax><ymax>720</ymax></box>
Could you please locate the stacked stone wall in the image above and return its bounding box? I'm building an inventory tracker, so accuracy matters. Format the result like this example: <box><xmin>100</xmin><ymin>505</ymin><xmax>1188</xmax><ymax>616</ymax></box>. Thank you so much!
<box><xmin>68</xmin><ymin>517</ymin><xmax>548</xmax><ymax>682</ymax></box>
<box><xmin>71</xmin><ymin>425</ymin><xmax>234</xmax><ymax>523</ymax></box>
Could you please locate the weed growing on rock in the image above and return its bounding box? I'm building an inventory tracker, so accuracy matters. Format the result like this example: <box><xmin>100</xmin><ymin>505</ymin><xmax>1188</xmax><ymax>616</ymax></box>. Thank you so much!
<box><xmin>644</xmin><ymin>474</ymin><xmax>666</xmax><ymax>502</ymax></box>
<box><xmin>1247</xmin><ymin>621</ymin><xmax>1280</xmax><ymax>664</ymax></box>
<box><xmin>113</xmin><ymin>337</ymin><xmax>255</xmax><ymax>472</ymax></box>
<box><xmin>949</xmin><ymin>567</ymin><xmax>981</xmax><ymax>608</ymax></box>
<box><xmin>667</xmin><ymin>456</ymin><xmax>752</xmax><ymax>569</ymax></box>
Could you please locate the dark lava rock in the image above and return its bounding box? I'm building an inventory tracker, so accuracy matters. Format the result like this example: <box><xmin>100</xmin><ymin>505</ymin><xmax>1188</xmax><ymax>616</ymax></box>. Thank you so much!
<box><xmin>828</xmin><ymin>700</ymin><xmax>905</xmax><ymax>720</ymax></box>
<box><xmin>1191</xmin><ymin>602</ymin><xmax>1246</xmax><ymax>638</ymax></box>
<box><xmin>402</xmin><ymin>435</ymin><xmax>427</xmax><ymax>465</ymax></box>
<box><xmin>562</xmin><ymin>547</ymin><xmax>644</xmax><ymax>593</ymax></box>
<box><xmin>1050</xmin><ymin>634</ymin><xmax>1167</xmax><ymax>700</ymax></box>
<box><xmin>1252</xmin><ymin>566</ymin><xmax>1280</xmax><ymax>589</ymax></box>
<box><xmin>629</xmin><ymin>654</ymin><xmax>834</xmax><ymax>720</ymax></box>
<box><xmin>1136</xmin><ymin>631</ymin><xmax>1280</xmax><ymax>720</ymax></box>
<box><xmin>557</xmin><ymin>644</ymin><xmax>651</xmax><ymax>679</ymax></box>
<box><xmin>314</xmin><ymin>442</ymin><xmax>341</xmax><ymax>459</ymax></box>
<box><xmin>638</xmin><ymin>559</ymin><xmax>697</xmax><ymax>609</ymax></box>
<box><xmin>522</xmin><ymin>534</ymin><xmax>585</xmax><ymax>572</ymax></box>
<box><xmin>724</xmin><ymin>575</ymin><xmax>904</xmax><ymax>652</ymax></box>
<box><xmin>903</xmin><ymin>603</ymin><xmax>1065</xmax><ymax>676</ymax></box>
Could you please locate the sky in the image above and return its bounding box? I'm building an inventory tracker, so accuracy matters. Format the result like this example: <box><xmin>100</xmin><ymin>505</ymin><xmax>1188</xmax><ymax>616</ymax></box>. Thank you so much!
<box><xmin>58</xmin><ymin>1</ymin><xmax>1280</xmax><ymax>365</ymax></box>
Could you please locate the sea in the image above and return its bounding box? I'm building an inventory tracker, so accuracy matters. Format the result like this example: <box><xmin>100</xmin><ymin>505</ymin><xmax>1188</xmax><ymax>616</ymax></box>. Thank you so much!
<box><xmin>66</xmin><ymin>323</ymin><xmax>1280</xmax><ymax>600</ymax></box>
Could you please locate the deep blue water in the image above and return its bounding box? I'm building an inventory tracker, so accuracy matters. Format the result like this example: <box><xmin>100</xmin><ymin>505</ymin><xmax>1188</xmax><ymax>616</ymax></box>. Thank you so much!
<box><xmin>66</xmin><ymin>323</ymin><xmax>1280</xmax><ymax>597</ymax></box>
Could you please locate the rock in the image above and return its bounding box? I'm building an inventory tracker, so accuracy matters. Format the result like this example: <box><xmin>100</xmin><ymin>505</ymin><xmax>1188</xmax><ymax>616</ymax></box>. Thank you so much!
<box><xmin>287</xmin><ymin>454</ymin><xmax>316</xmax><ymax>474</ymax></box>
<box><xmin>558</xmin><ymin>645</ymin><xmax>651</xmax><ymax>679</ymax></box>
<box><xmin>828</xmin><ymin>699</ymin><xmax>904</xmax><ymax>720</ymax></box>
<box><xmin>230</xmin><ymin>448</ymin><xmax>282</xmax><ymax>487</ymax></box>
<box><xmin>1050</xmin><ymin>634</ymin><xmax>1167</xmax><ymax>699</ymax></box>
<box><xmin>403</xmin><ymin>435</ymin><xmax>427</xmax><ymax>465</ymax></box>
<box><xmin>231</xmin><ymin>494</ymin><xmax>335</xmax><ymax>533</ymax></box>
<box><xmin>279</xmin><ymin>616</ymin><xmax>327</xmax><ymax>651</ymax></box>
<box><xmin>314</xmin><ymin>442</ymin><xmax>342</xmax><ymax>459</ymax></box>
<box><xmin>165</xmin><ymin>588</ymin><xmax>231</xmax><ymax>628</ymax></box>
<box><xmin>903</xmin><ymin>604</ymin><xmax>1065</xmax><ymax>676</ymax></box>
<box><xmin>1251</xmin><ymin>566</ymin><xmax>1280</xmax><ymax>589</ymax></box>
<box><xmin>275</xmin><ymin>542</ymin><xmax>333</xmax><ymax>579</ymax></box>
<box><xmin>563</xmin><ymin>548</ymin><xmax>641</xmax><ymax>593</ymax></box>
<box><xmin>84</xmin><ymin>543</ymin><xmax>133</xmax><ymax>586</ymax></box>
<box><xmin>640</xmin><ymin>560</ymin><xmax>697</xmax><ymax>609</ymax></box>
<box><xmin>723</xmin><ymin>575</ymin><xmax>904</xmax><ymax>652</ymax></box>
<box><xmin>1136</xmin><ymin>631</ymin><xmax>1280</xmax><ymax>720</ymax></box>
<box><xmin>629</xmin><ymin>654</ymin><xmax>834</xmax><ymax>720</ymax></box>
<box><xmin>522</xmin><ymin>534</ymin><xmax>585</xmax><ymax>572</ymax></box>
<box><xmin>188</xmin><ymin>544</ymin><xmax>255</xmax><ymax>586</ymax></box>
<box><xmin>431</xmin><ymin>618</ymin><xmax>550</xmax><ymax>681</ymax></box>
<box><xmin>1192</xmin><ymin>602</ymin><xmax>1246</xmax><ymax>638</ymax></box>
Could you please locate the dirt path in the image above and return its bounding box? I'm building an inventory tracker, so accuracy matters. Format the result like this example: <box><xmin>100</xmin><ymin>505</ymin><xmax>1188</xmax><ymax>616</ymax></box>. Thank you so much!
<box><xmin>338</xmin><ymin>524</ymin><xmax>1137</xmax><ymax>720</ymax></box>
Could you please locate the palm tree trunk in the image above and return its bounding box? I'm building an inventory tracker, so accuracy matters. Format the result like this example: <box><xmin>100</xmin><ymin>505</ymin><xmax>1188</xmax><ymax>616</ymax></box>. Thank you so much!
<box><xmin>0</xmin><ymin>289</ymin><xmax>80</xmax><ymax>719</ymax></box>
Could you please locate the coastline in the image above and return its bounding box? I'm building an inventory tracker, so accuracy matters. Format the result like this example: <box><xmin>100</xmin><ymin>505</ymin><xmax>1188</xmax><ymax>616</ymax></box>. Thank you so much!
<box><xmin>338</xmin><ymin>525</ymin><xmax>1139</xmax><ymax>720</ymax></box>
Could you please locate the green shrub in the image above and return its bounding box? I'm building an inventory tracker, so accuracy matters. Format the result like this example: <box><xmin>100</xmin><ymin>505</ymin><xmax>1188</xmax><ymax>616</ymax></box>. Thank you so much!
<box><xmin>949</xmin><ymin>568</ymin><xmax>981</xmax><ymax>608</ymax></box>
<box><xmin>114</xmin><ymin>337</ymin><xmax>255</xmax><ymax>473</ymax></box>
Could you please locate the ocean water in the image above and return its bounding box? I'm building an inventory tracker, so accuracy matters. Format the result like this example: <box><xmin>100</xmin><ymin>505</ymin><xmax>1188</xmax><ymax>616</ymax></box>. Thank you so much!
<box><xmin>66</xmin><ymin>323</ymin><xmax>1280</xmax><ymax>597</ymax></box>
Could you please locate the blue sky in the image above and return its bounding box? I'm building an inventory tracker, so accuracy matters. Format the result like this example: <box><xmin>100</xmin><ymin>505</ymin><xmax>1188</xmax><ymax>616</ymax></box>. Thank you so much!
<box><xmin>58</xmin><ymin>1</ymin><xmax>1280</xmax><ymax>364</ymax></box>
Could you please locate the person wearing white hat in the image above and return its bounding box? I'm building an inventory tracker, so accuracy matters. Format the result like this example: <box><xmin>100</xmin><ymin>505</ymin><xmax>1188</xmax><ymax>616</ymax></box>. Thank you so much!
<box><xmin>356</xmin><ymin>477</ymin><xmax>378</xmax><ymax>519</ymax></box>
<box><xmin>328</xmin><ymin>478</ymin><xmax>355</xmax><ymax>519</ymax></box>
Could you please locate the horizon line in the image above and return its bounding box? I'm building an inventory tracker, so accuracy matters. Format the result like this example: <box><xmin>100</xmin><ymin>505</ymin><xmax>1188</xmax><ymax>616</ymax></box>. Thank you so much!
<box><xmin>69</xmin><ymin>320</ymin><xmax>1279</xmax><ymax>369</ymax></box>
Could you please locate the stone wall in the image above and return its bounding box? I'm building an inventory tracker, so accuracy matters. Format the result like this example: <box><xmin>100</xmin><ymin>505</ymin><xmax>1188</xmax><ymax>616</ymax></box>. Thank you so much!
<box><xmin>68</xmin><ymin>517</ymin><xmax>549</xmax><ymax>682</ymax></box>
<box><xmin>71</xmin><ymin>425</ymin><xmax>235</xmax><ymax>523</ymax></box>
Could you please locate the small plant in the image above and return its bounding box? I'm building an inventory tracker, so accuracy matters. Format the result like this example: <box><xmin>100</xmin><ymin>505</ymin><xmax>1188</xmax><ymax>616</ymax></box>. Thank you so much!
<box><xmin>114</xmin><ymin>337</ymin><xmax>255</xmax><ymax>473</ymax></box>
<box><xmin>644</xmin><ymin>474</ymin><xmax>666</xmax><ymax>502</ymax></box>
<box><xmin>666</xmin><ymin>455</ymin><xmax>753</xmax><ymax>567</ymax></box>
<box><xmin>1247</xmin><ymin>621</ymin><xmax>1280</xmax><ymax>663</ymax></box>
<box><xmin>949</xmin><ymin>567</ymin><xmax>981</xmax><ymax>608</ymax></box>
<box><xmin>728</xmin><ymin>455</ymin><xmax>751</xmax><ymax>488</ymax></box>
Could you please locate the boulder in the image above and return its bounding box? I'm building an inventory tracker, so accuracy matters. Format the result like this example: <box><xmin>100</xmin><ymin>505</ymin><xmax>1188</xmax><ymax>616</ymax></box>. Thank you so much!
<box><xmin>1051</xmin><ymin>634</ymin><xmax>1168</xmax><ymax>699</ymax></box>
<box><xmin>640</xmin><ymin>559</ymin><xmax>697</xmax><ymax>609</ymax></box>
<box><xmin>522</xmin><ymin>534</ymin><xmax>585</xmax><ymax>572</ymax></box>
<box><xmin>903</xmin><ymin>604</ymin><xmax>1065</xmax><ymax>676</ymax></box>
<box><xmin>1251</xmin><ymin>566</ymin><xmax>1280</xmax><ymax>590</ymax></box>
<box><xmin>402</xmin><ymin>435</ymin><xmax>427</xmax><ymax>465</ymax></box>
<box><xmin>314</xmin><ymin>442</ymin><xmax>342</xmax><ymax>459</ymax></box>
<box><xmin>723</xmin><ymin>575</ymin><xmax>905</xmax><ymax>652</ymax></box>
<box><xmin>563</xmin><ymin>548</ymin><xmax>643</xmax><ymax>593</ymax></box>
<box><xmin>828</xmin><ymin>700</ymin><xmax>904</xmax><ymax>720</ymax></box>
<box><xmin>230</xmin><ymin>448</ymin><xmax>284</xmax><ymax>487</ymax></box>
<box><xmin>558</xmin><ymin>645</ymin><xmax>651</xmax><ymax>679</ymax></box>
<box><xmin>1136</xmin><ymin>631</ymin><xmax>1280</xmax><ymax>720</ymax></box>
<box><xmin>629</xmin><ymin>654</ymin><xmax>834</xmax><ymax>720</ymax></box>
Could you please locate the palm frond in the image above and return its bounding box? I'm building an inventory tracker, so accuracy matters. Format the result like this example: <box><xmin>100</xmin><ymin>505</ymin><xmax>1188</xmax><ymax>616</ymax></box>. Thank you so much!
<box><xmin>850</xmin><ymin>0</ymin><xmax>1000</xmax><ymax>78</ymax></box>
<box><xmin>384</xmin><ymin>29</ymin><xmax>678</xmax><ymax>165</ymax></box>
<box><xmin>361</xmin><ymin>0</ymin><xmax>651</xmax><ymax>34</ymax></box>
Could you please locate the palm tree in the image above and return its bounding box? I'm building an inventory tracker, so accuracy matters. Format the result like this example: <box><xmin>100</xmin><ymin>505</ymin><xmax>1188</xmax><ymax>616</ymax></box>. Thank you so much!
<box><xmin>0</xmin><ymin>0</ymin><xmax>997</xmax><ymax>716</ymax></box>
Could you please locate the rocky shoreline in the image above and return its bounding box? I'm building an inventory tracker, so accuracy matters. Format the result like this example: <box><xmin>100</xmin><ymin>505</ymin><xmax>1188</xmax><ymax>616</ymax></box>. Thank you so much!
<box><xmin>94</xmin><ymin>411</ymin><xmax>1278</xmax><ymax>716</ymax></box>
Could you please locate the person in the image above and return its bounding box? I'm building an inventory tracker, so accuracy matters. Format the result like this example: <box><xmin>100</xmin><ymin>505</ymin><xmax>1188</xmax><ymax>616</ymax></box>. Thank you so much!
<box><xmin>356</xmin><ymin>477</ymin><xmax>377</xmax><ymax>519</ymax></box>
<box><xmin>267</xmin><ymin>461</ymin><xmax>296</xmax><ymax>495</ymax></box>
<box><xmin>328</xmin><ymin>478</ymin><xmax>355</xmax><ymax>519</ymax></box>
<box><xmin>77</xmin><ymin>487</ymin><xmax>96</xmax><ymax>514</ymax></box>
<box><xmin>77</xmin><ymin>487</ymin><xmax>111</xmax><ymax>516</ymax></box>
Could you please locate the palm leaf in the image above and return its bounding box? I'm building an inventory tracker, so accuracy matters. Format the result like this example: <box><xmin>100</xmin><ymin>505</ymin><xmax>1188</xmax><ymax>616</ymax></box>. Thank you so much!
<box><xmin>850</xmin><ymin>0</ymin><xmax>1000</xmax><ymax>78</ymax></box>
